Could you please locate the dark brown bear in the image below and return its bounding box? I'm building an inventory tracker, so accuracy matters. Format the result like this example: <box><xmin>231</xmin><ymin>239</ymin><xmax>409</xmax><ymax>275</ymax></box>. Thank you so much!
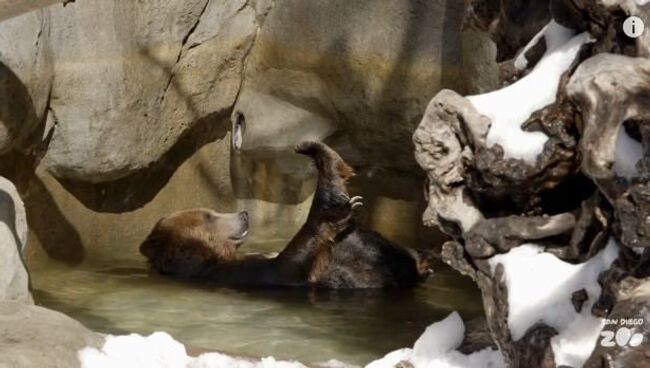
<box><xmin>140</xmin><ymin>141</ymin><xmax>432</xmax><ymax>288</ymax></box>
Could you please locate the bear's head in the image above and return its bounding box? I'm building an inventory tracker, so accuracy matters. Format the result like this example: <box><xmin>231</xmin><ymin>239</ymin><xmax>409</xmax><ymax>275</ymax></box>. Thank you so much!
<box><xmin>140</xmin><ymin>209</ymin><xmax>249</xmax><ymax>277</ymax></box>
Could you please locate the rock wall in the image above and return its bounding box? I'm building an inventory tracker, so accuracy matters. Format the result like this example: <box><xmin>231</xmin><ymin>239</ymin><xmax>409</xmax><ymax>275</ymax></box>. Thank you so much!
<box><xmin>0</xmin><ymin>176</ymin><xmax>30</xmax><ymax>303</ymax></box>
<box><xmin>43</xmin><ymin>0</ymin><xmax>257</xmax><ymax>183</ymax></box>
<box><xmin>23</xmin><ymin>137</ymin><xmax>245</xmax><ymax>265</ymax></box>
<box><xmin>0</xmin><ymin>301</ymin><xmax>102</xmax><ymax>368</ymax></box>
<box><xmin>414</xmin><ymin>0</ymin><xmax>650</xmax><ymax>366</ymax></box>
<box><xmin>0</xmin><ymin>0</ymin><xmax>495</xmax><ymax>185</ymax></box>
<box><xmin>0</xmin><ymin>0</ymin><xmax>496</xmax><ymax>265</ymax></box>
<box><xmin>0</xmin><ymin>8</ymin><xmax>52</xmax><ymax>155</ymax></box>
<box><xmin>0</xmin><ymin>0</ymin><xmax>62</xmax><ymax>22</ymax></box>
<box><xmin>233</xmin><ymin>0</ymin><xmax>469</xmax><ymax>172</ymax></box>
<box><xmin>0</xmin><ymin>174</ymin><xmax>102</xmax><ymax>368</ymax></box>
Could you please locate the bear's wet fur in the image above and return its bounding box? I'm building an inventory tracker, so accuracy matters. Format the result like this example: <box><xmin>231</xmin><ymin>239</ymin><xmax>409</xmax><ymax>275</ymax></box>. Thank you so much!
<box><xmin>140</xmin><ymin>141</ymin><xmax>432</xmax><ymax>289</ymax></box>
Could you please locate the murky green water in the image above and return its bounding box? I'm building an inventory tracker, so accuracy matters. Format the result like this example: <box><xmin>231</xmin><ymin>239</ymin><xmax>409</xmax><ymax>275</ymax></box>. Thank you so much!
<box><xmin>28</xmin><ymin>238</ymin><xmax>481</xmax><ymax>366</ymax></box>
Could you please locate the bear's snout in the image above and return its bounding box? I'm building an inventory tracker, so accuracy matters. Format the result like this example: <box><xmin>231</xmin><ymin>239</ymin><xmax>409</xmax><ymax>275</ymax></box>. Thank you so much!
<box><xmin>228</xmin><ymin>211</ymin><xmax>250</xmax><ymax>243</ymax></box>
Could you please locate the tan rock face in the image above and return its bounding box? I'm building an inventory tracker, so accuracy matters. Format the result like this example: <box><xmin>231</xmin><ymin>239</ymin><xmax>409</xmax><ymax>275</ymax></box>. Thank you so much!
<box><xmin>0</xmin><ymin>301</ymin><xmax>102</xmax><ymax>368</ymax></box>
<box><xmin>234</xmin><ymin>0</ymin><xmax>474</xmax><ymax>172</ymax></box>
<box><xmin>0</xmin><ymin>9</ymin><xmax>53</xmax><ymax>154</ymax></box>
<box><xmin>0</xmin><ymin>177</ymin><xmax>30</xmax><ymax>303</ymax></box>
<box><xmin>0</xmin><ymin>0</ymin><xmax>62</xmax><ymax>22</ymax></box>
<box><xmin>0</xmin><ymin>0</ymin><xmax>497</xmax><ymax>185</ymax></box>
<box><xmin>23</xmin><ymin>141</ymin><xmax>441</xmax><ymax>265</ymax></box>
<box><xmin>41</xmin><ymin>0</ymin><xmax>257</xmax><ymax>182</ymax></box>
<box><xmin>0</xmin><ymin>0</ymin><xmax>493</xmax><ymax>265</ymax></box>
<box><xmin>25</xmin><ymin>136</ymin><xmax>250</xmax><ymax>265</ymax></box>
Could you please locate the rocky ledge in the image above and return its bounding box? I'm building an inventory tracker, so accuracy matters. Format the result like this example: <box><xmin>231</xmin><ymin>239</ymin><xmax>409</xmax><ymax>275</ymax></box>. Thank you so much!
<box><xmin>0</xmin><ymin>175</ymin><xmax>103</xmax><ymax>368</ymax></box>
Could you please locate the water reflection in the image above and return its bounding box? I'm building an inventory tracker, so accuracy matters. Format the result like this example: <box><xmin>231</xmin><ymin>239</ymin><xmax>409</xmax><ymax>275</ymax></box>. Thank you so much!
<box><xmin>30</xmin><ymin>247</ymin><xmax>481</xmax><ymax>365</ymax></box>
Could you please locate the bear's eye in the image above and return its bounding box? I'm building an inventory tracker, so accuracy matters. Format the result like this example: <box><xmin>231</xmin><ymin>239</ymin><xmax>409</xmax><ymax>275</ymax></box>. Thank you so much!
<box><xmin>203</xmin><ymin>212</ymin><xmax>218</xmax><ymax>223</ymax></box>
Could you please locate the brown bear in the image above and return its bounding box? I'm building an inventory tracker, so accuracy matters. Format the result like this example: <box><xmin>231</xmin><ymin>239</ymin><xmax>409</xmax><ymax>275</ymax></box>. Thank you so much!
<box><xmin>140</xmin><ymin>141</ymin><xmax>433</xmax><ymax>288</ymax></box>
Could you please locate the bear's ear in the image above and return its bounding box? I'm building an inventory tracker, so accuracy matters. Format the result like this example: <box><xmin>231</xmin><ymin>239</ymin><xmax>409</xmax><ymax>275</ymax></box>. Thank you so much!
<box><xmin>139</xmin><ymin>228</ymin><xmax>166</xmax><ymax>261</ymax></box>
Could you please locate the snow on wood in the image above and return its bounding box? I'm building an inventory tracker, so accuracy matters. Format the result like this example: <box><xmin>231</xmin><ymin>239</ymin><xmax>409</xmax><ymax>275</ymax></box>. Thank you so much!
<box><xmin>488</xmin><ymin>239</ymin><xmax>619</xmax><ymax>367</ymax></box>
<box><xmin>366</xmin><ymin>312</ymin><xmax>504</xmax><ymax>368</ymax></box>
<box><xmin>467</xmin><ymin>30</ymin><xmax>590</xmax><ymax>164</ymax></box>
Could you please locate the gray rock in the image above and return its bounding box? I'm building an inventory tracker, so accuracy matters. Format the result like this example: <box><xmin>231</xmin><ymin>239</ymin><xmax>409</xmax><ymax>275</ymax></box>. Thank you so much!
<box><xmin>0</xmin><ymin>8</ymin><xmax>53</xmax><ymax>154</ymax></box>
<box><xmin>0</xmin><ymin>0</ymin><xmax>63</xmax><ymax>22</ymax></box>
<box><xmin>0</xmin><ymin>301</ymin><xmax>102</xmax><ymax>368</ymax></box>
<box><xmin>0</xmin><ymin>176</ymin><xmax>30</xmax><ymax>303</ymax></box>
<box><xmin>461</xmin><ymin>30</ymin><xmax>499</xmax><ymax>95</ymax></box>
<box><xmin>0</xmin><ymin>0</ymin><xmax>498</xmax><ymax>185</ymax></box>
<box><xmin>40</xmin><ymin>0</ymin><xmax>257</xmax><ymax>182</ymax></box>
<box><xmin>233</xmin><ymin>0</ymin><xmax>474</xmax><ymax>173</ymax></box>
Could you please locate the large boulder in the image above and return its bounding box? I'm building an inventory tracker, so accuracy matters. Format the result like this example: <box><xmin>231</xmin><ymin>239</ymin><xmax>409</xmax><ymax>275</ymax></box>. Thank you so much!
<box><xmin>0</xmin><ymin>176</ymin><xmax>30</xmax><ymax>303</ymax></box>
<box><xmin>0</xmin><ymin>8</ymin><xmax>53</xmax><ymax>155</ymax></box>
<box><xmin>26</xmin><ymin>0</ymin><xmax>493</xmax><ymax>182</ymax></box>
<box><xmin>0</xmin><ymin>0</ymin><xmax>62</xmax><ymax>22</ymax></box>
<box><xmin>38</xmin><ymin>0</ymin><xmax>259</xmax><ymax>182</ymax></box>
<box><xmin>0</xmin><ymin>301</ymin><xmax>102</xmax><ymax>368</ymax></box>
<box><xmin>232</xmin><ymin>0</ymin><xmax>475</xmax><ymax>172</ymax></box>
<box><xmin>0</xmin><ymin>0</ymin><xmax>497</xmax><ymax>209</ymax></box>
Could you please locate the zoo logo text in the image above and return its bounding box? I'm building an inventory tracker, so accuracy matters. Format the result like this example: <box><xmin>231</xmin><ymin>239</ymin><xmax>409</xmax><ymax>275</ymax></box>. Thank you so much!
<box><xmin>599</xmin><ymin>319</ymin><xmax>645</xmax><ymax>348</ymax></box>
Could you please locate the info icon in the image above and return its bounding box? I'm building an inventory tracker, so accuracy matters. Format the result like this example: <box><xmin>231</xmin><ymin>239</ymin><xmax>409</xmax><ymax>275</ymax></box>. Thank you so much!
<box><xmin>623</xmin><ymin>16</ymin><xmax>645</xmax><ymax>39</ymax></box>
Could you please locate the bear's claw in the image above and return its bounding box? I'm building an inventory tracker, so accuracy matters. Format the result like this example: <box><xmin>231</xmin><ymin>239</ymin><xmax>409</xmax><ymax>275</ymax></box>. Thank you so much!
<box><xmin>350</xmin><ymin>196</ymin><xmax>364</xmax><ymax>209</ymax></box>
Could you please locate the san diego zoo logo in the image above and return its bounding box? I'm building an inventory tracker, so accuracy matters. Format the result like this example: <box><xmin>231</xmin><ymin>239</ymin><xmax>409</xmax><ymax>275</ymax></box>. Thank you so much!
<box><xmin>599</xmin><ymin>318</ymin><xmax>645</xmax><ymax>347</ymax></box>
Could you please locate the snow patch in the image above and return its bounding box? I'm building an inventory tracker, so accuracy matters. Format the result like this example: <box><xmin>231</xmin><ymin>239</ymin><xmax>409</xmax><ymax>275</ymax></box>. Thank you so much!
<box><xmin>550</xmin><ymin>314</ymin><xmax>606</xmax><ymax>368</ymax></box>
<box><xmin>81</xmin><ymin>321</ymin><xmax>504</xmax><ymax>368</ymax></box>
<box><xmin>488</xmin><ymin>238</ymin><xmax>619</xmax><ymax>367</ymax></box>
<box><xmin>614</xmin><ymin>127</ymin><xmax>643</xmax><ymax>179</ymax></box>
<box><xmin>467</xmin><ymin>30</ymin><xmax>590</xmax><ymax>164</ymax></box>
<box><xmin>514</xmin><ymin>21</ymin><xmax>576</xmax><ymax>70</ymax></box>
<box><xmin>319</xmin><ymin>360</ymin><xmax>359</xmax><ymax>368</ymax></box>
<box><xmin>79</xmin><ymin>332</ymin><xmax>307</xmax><ymax>368</ymax></box>
<box><xmin>366</xmin><ymin>312</ymin><xmax>504</xmax><ymax>368</ymax></box>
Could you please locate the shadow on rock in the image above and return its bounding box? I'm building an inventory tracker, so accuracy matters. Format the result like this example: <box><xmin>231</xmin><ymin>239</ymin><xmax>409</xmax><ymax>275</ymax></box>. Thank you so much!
<box><xmin>1</xmin><ymin>152</ymin><xmax>86</xmax><ymax>266</ymax></box>
<box><xmin>57</xmin><ymin>110</ymin><xmax>230</xmax><ymax>213</ymax></box>
<box><xmin>49</xmin><ymin>45</ymin><xmax>233</xmax><ymax>213</ymax></box>
<box><xmin>0</xmin><ymin>62</ymin><xmax>40</xmax><ymax>154</ymax></box>
<box><xmin>0</xmin><ymin>61</ymin><xmax>85</xmax><ymax>266</ymax></box>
